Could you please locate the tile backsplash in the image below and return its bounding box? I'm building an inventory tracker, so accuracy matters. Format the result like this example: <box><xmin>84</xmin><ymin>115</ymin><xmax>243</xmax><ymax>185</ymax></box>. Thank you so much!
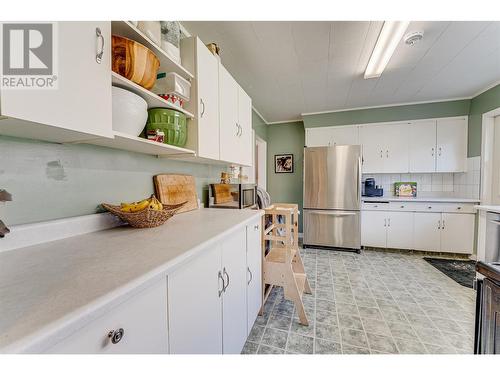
<box><xmin>363</xmin><ymin>156</ymin><xmax>481</xmax><ymax>199</ymax></box>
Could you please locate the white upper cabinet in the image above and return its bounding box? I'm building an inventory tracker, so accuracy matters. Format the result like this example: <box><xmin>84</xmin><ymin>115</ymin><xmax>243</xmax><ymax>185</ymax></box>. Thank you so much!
<box><xmin>181</xmin><ymin>37</ymin><xmax>220</xmax><ymax>160</ymax></box>
<box><xmin>305</xmin><ymin>125</ymin><xmax>359</xmax><ymax>147</ymax></box>
<box><xmin>360</xmin><ymin>122</ymin><xmax>409</xmax><ymax>173</ymax></box>
<box><xmin>383</xmin><ymin>122</ymin><xmax>410</xmax><ymax>173</ymax></box>
<box><xmin>409</xmin><ymin>120</ymin><xmax>437</xmax><ymax>172</ymax></box>
<box><xmin>219</xmin><ymin>64</ymin><xmax>240</xmax><ymax>164</ymax></box>
<box><xmin>219</xmin><ymin>64</ymin><xmax>253</xmax><ymax>166</ymax></box>
<box><xmin>0</xmin><ymin>22</ymin><xmax>112</xmax><ymax>142</ymax></box>
<box><xmin>359</xmin><ymin>123</ymin><xmax>387</xmax><ymax>173</ymax></box>
<box><xmin>436</xmin><ymin>117</ymin><xmax>468</xmax><ymax>172</ymax></box>
<box><xmin>237</xmin><ymin>86</ymin><xmax>253</xmax><ymax>166</ymax></box>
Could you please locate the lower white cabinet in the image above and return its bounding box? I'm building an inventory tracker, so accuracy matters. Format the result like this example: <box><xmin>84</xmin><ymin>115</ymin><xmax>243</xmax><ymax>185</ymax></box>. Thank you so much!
<box><xmin>361</xmin><ymin>211</ymin><xmax>413</xmax><ymax>249</ymax></box>
<box><xmin>46</xmin><ymin>279</ymin><xmax>168</xmax><ymax>354</ymax></box>
<box><xmin>168</xmin><ymin>221</ymin><xmax>262</xmax><ymax>354</ymax></box>
<box><xmin>246</xmin><ymin>217</ymin><xmax>263</xmax><ymax>333</ymax></box>
<box><xmin>168</xmin><ymin>243</ymin><xmax>223</xmax><ymax>354</ymax></box>
<box><xmin>221</xmin><ymin>229</ymin><xmax>248</xmax><ymax>354</ymax></box>
<box><xmin>363</xmin><ymin>208</ymin><xmax>475</xmax><ymax>254</ymax></box>
<box><xmin>413</xmin><ymin>212</ymin><xmax>442</xmax><ymax>251</ymax></box>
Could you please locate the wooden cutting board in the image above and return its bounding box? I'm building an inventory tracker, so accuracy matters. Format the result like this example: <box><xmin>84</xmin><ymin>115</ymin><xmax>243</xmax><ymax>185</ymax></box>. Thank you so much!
<box><xmin>154</xmin><ymin>174</ymin><xmax>198</xmax><ymax>213</ymax></box>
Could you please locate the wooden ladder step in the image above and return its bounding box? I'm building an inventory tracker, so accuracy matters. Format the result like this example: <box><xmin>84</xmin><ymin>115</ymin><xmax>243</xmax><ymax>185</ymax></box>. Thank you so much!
<box><xmin>265</xmin><ymin>247</ymin><xmax>297</xmax><ymax>263</ymax></box>
<box><xmin>294</xmin><ymin>273</ymin><xmax>307</xmax><ymax>296</ymax></box>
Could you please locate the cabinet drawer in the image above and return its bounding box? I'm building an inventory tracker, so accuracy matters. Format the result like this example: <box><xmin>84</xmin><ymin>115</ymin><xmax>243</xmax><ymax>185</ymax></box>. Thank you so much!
<box><xmin>410</xmin><ymin>202</ymin><xmax>476</xmax><ymax>214</ymax></box>
<box><xmin>46</xmin><ymin>279</ymin><xmax>168</xmax><ymax>354</ymax></box>
<box><xmin>361</xmin><ymin>202</ymin><xmax>391</xmax><ymax>211</ymax></box>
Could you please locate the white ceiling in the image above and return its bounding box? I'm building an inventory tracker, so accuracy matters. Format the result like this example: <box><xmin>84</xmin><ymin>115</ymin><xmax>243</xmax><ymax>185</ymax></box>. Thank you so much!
<box><xmin>182</xmin><ymin>21</ymin><xmax>500</xmax><ymax>123</ymax></box>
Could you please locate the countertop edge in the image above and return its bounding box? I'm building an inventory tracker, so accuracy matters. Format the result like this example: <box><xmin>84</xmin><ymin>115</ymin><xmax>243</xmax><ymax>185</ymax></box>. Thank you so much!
<box><xmin>2</xmin><ymin>210</ymin><xmax>264</xmax><ymax>353</ymax></box>
<box><xmin>474</xmin><ymin>205</ymin><xmax>500</xmax><ymax>214</ymax></box>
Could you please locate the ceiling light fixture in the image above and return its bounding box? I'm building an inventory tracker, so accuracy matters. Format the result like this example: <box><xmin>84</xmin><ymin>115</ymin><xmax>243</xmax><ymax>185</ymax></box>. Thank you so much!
<box><xmin>364</xmin><ymin>21</ymin><xmax>410</xmax><ymax>79</ymax></box>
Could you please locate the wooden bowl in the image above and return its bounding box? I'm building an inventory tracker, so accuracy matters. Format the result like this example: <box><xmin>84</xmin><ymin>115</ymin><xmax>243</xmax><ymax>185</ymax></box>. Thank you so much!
<box><xmin>112</xmin><ymin>35</ymin><xmax>160</xmax><ymax>90</ymax></box>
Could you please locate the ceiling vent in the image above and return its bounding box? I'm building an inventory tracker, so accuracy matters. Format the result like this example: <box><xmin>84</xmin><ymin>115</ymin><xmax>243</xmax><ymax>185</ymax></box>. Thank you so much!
<box><xmin>404</xmin><ymin>31</ymin><xmax>424</xmax><ymax>46</ymax></box>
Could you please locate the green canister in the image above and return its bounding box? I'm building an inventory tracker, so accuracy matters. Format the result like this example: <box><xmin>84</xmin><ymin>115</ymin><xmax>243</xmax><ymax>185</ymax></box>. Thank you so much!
<box><xmin>146</xmin><ymin>108</ymin><xmax>187</xmax><ymax>147</ymax></box>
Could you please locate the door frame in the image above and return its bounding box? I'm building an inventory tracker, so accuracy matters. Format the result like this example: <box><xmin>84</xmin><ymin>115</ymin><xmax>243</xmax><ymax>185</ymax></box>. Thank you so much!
<box><xmin>480</xmin><ymin>106</ymin><xmax>500</xmax><ymax>204</ymax></box>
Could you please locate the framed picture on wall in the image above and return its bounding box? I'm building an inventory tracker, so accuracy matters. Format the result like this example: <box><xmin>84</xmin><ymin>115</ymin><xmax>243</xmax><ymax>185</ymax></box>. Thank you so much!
<box><xmin>274</xmin><ymin>154</ymin><xmax>294</xmax><ymax>173</ymax></box>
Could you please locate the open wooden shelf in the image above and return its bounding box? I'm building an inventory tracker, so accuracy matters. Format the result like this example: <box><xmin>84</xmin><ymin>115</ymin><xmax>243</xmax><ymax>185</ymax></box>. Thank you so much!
<box><xmin>111</xmin><ymin>21</ymin><xmax>194</xmax><ymax>80</ymax></box>
<box><xmin>87</xmin><ymin>131</ymin><xmax>196</xmax><ymax>157</ymax></box>
<box><xmin>112</xmin><ymin>72</ymin><xmax>195</xmax><ymax>119</ymax></box>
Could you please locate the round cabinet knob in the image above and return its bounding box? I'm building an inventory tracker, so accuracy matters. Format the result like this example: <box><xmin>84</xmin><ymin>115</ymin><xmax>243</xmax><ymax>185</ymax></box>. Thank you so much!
<box><xmin>457</xmin><ymin>206</ymin><xmax>462</xmax><ymax>210</ymax></box>
<box><xmin>428</xmin><ymin>206</ymin><xmax>432</xmax><ymax>209</ymax></box>
<box><xmin>108</xmin><ymin>328</ymin><xmax>124</xmax><ymax>344</ymax></box>
<box><xmin>400</xmin><ymin>205</ymin><xmax>405</xmax><ymax>208</ymax></box>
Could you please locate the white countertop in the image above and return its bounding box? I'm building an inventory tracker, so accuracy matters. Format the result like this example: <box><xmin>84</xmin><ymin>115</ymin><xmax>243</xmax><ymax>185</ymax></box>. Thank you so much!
<box><xmin>0</xmin><ymin>208</ymin><xmax>263</xmax><ymax>353</ymax></box>
<box><xmin>475</xmin><ymin>205</ymin><xmax>500</xmax><ymax>214</ymax></box>
<box><xmin>362</xmin><ymin>196</ymin><xmax>480</xmax><ymax>203</ymax></box>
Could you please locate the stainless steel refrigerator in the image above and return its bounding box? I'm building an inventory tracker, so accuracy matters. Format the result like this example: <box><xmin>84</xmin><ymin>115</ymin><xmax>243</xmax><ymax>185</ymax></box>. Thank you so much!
<box><xmin>303</xmin><ymin>145</ymin><xmax>361</xmax><ymax>251</ymax></box>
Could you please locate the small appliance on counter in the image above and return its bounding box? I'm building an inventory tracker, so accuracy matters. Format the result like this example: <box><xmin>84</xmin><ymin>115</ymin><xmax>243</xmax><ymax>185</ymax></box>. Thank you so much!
<box><xmin>362</xmin><ymin>178</ymin><xmax>383</xmax><ymax>197</ymax></box>
<box><xmin>394</xmin><ymin>182</ymin><xmax>417</xmax><ymax>197</ymax></box>
<box><xmin>208</xmin><ymin>183</ymin><xmax>257</xmax><ymax>209</ymax></box>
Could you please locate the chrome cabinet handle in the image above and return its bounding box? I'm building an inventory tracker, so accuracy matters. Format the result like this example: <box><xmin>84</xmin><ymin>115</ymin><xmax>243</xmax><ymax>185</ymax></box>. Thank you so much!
<box><xmin>431</xmin><ymin>147</ymin><xmax>434</xmax><ymax>157</ymax></box>
<box><xmin>438</xmin><ymin>147</ymin><xmax>442</xmax><ymax>156</ymax></box>
<box><xmin>384</xmin><ymin>218</ymin><xmax>387</xmax><ymax>227</ymax></box>
<box><xmin>218</xmin><ymin>270</ymin><xmax>225</xmax><ymax>297</ymax></box>
<box><xmin>200</xmin><ymin>98</ymin><xmax>206</xmax><ymax>118</ymax></box>
<box><xmin>254</xmin><ymin>224</ymin><xmax>259</xmax><ymax>231</ymax></box>
<box><xmin>441</xmin><ymin>220</ymin><xmax>445</xmax><ymax>230</ymax></box>
<box><xmin>386</xmin><ymin>150</ymin><xmax>389</xmax><ymax>158</ymax></box>
<box><xmin>247</xmin><ymin>267</ymin><xmax>253</xmax><ymax>285</ymax></box>
<box><xmin>96</xmin><ymin>27</ymin><xmax>104</xmax><ymax>64</ymax></box>
<box><xmin>108</xmin><ymin>328</ymin><xmax>124</xmax><ymax>344</ymax></box>
<box><xmin>235</xmin><ymin>123</ymin><xmax>240</xmax><ymax>137</ymax></box>
<box><xmin>239</xmin><ymin>124</ymin><xmax>243</xmax><ymax>137</ymax></box>
<box><xmin>387</xmin><ymin>218</ymin><xmax>391</xmax><ymax>227</ymax></box>
<box><xmin>223</xmin><ymin>267</ymin><xmax>230</xmax><ymax>291</ymax></box>
<box><xmin>438</xmin><ymin>220</ymin><xmax>441</xmax><ymax>229</ymax></box>
<box><xmin>380</xmin><ymin>150</ymin><xmax>383</xmax><ymax>158</ymax></box>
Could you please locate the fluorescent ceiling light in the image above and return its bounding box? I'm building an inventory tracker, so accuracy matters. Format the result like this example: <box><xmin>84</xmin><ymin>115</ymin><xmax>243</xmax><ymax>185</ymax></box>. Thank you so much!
<box><xmin>364</xmin><ymin>21</ymin><xmax>410</xmax><ymax>79</ymax></box>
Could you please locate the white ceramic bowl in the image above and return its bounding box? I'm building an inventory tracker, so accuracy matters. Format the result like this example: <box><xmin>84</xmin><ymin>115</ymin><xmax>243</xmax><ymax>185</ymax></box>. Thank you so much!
<box><xmin>112</xmin><ymin>86</ymin><xmax>148</xmax><ymax>136</ymax></box>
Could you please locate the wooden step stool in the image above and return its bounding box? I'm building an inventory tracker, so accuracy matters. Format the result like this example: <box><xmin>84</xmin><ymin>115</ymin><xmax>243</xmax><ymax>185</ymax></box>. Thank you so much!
<box><xmin>261</xmin><ymin>203</ymin><xmax>312</xmax><ymax>325</ymax></box>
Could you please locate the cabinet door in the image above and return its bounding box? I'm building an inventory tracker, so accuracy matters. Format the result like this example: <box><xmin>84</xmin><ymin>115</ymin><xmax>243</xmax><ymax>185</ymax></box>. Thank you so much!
<box><xmin>195</xmin><ymin>38</ymin><xmax>220</xmax><ymax>160</ymax></box>
<box><xmin>328</xmin><ymin>126</ymin><xmax>359</xmax><ymax>146</ymax></box>
<box><xmin>246</xmin><ymin>218</ymin><xmax>263</xmax><ymax>334</ymax></box>
<box><xmin>384</xmin><ymin>122</ymin><xmax>410</xmax><ymax>173</ymax></box>
<box><xmin>47</xmin><ymin>279</ymin><xmax>168</xmax><ymax>354</ymax></box>
<box><xmin>409</xmin><ymin>120</ymin><xmax>437</xmax><ymax>172</ymax></box>
<box><xmin>441</xmin><ymin>213</ymin><xmax>475</xmax><ymax>254</ymax></box>
<box><xmin>219</xmin><ymin>64</ymin><xmax>240</xmax><ymax>164</ymax></box>
<box><xmin>0</xmin><ymin>22</ymin><xmax>112</xmax><ymax>140</ymax></box>
<box><xmin>359</xmin><ymin>124</ymin><xmax>385</xmax><ymax>173</ymax></box>
<box><xmin>221</xmin><ymin>228</ymin><xmax>248</xmax><ymax>354</ymax></box>
<box><xmin>386</xmin><ymin>211</ymin><xmax>414</xmax><ymax>250</ymax></box>
<box><xmin>306</xmin><ymin>127</ymin><xmax>333</xmax><ymax>147</ymax></box>
<box><xmin>237</xmin><ymin>85</ymin><xmax>253</xmax><ymax>166</ymax></box>
<box><xmin>361</xmin><ymin>210</ymin><xmax>387</xmax><ymax>248</ymax></box>
<box><xmin>413</xmin><ymin>213</ymin><xmax>441</xmax><ymax>251</ymax></box>
<box><xmin>168</xmin><ymin>244</ymin><xmax>223</xmax><ymax>354</ymax></box>
<box><xmin>436</xmin><ymin>117</ymin><xmax>467</xmax><ymax>172</ymax></box>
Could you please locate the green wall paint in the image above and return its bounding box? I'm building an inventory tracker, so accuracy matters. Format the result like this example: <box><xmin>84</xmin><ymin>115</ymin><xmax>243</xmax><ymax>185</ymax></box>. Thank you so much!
<box><xmin>252</xmin><ymin>110</ymin><xmax>268</xmax><ymax>141</ymax></box>
<box><xmin>0</xmin><ymin>135</ymin><xmax>225</xmax><ymax>226</ymax></box>
<box><xmin>266</xmin><ymin>121</ymin><xmax>305</xmax><ymax>231</ymax></box>
<box><xmin>469</xmin><ymin>84</ymin><xmax>500</xmax><ymax>157</ymax></box>
<box><xmin>302</xmin><ymin>100</ymin><xmax>471</xmax><ymax>128</ymax></box>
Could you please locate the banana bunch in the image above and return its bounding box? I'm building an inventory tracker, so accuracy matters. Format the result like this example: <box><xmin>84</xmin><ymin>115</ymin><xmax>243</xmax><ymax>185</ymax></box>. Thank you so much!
<box><xmin>120</xmin><ymin>195</ymin><xmax>163</xmax><ymax>213</ymax></box>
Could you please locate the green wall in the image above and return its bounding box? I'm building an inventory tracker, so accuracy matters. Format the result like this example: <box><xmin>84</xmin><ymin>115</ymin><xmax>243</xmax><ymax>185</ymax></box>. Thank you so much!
<box><xmin>469</xmin><ymin>84</ymin><xmax>500</xmax><ymax>157</ymax></box>
<box><xmin>266</xmin><ymin>121</ymin><xmax>305</xmax><ymax>231</ymax></box>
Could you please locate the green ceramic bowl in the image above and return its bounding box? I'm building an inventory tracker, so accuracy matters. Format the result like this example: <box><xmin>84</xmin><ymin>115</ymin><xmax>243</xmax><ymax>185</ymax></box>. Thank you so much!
<box><xmin>146</xmin><ymin>108</ymin><xmax>187</xmax><ymax>147</ymax></box>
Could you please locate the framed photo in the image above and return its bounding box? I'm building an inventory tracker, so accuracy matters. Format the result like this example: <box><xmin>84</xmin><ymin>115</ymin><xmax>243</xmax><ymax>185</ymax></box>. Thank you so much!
<box><xmin>274</xmin><ymin>154</ymin><xmax>294</xmax><ymax>173</ymax></box>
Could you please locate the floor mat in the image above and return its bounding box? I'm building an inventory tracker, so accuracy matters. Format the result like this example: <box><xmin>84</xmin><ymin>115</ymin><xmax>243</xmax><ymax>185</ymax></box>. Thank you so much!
<box><xmin>423</xmin><ymin>258</ymin><xmax>476</xmax><ymax>288</ymax></box>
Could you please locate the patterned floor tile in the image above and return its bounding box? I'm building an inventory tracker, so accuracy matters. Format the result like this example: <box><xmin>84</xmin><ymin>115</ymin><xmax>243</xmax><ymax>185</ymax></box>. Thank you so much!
<box><xmin>248</xmin><ymin>247</ymin><xmax>475</xmax><ymax>355</ymax></box>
